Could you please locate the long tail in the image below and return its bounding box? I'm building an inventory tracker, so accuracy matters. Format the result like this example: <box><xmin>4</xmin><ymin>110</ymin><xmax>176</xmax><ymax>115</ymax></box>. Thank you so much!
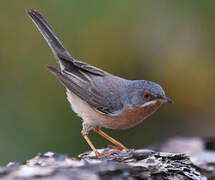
<box><xmin>28</xmin><ymin>9</ymin><xmax>105</xmax><ymax>76</ymax></box>
<box><xmin>27</xmin><ymin>9</ymin><xmax>74</xmax><ymax>70</ymax></box>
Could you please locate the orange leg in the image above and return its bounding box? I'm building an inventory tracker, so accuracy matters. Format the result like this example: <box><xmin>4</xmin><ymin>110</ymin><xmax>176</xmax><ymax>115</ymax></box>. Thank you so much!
<box><xmin>93</xmin><ymin>127</ymin><xmax>130</xmax><ymax>152</ymax></box>
<box><xmin>81</xmin><ymin>131</ymin><xmax>113</xmax><ymax>158</ymax></box>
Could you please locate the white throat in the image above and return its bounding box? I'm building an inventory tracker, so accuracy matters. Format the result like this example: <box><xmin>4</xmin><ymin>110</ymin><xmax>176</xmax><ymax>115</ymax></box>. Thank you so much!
<box><xmin>141</xmin><ymin>100</ymin><xmax>157</xmax><ymax>108</ymax></box>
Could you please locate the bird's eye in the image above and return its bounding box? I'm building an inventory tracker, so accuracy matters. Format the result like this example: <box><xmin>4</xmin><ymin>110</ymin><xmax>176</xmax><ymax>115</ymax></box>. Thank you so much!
<box><xmin>142</xmin><ymin>91</ymin><xmax>151</xmax><ymax>100</ymax></box>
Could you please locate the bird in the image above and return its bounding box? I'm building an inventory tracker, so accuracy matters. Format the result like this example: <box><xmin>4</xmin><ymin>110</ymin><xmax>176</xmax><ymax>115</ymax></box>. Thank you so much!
<box><xmin>27</xmin><ymin>10</ymin><xmax>173</xmax><ymax>158</ymax></box>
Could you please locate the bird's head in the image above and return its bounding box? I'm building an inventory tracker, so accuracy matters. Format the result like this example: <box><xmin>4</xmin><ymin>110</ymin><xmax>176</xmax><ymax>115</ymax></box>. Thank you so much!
<box><xmin>124</xmin><ymin>80</ymin><xmax>173</xmax><ymax>108</ymax></box>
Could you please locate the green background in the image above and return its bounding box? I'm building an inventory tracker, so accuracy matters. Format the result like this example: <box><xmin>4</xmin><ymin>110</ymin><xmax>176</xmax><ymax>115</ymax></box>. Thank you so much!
<box><xmin>0</xmin><ymin>1</ymin><xmax>215</xmax><ymax>164</ymax></box>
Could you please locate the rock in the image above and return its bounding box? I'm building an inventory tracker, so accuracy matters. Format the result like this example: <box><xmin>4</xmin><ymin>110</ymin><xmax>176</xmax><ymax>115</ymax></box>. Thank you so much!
<box><xmin>0</xmin><ymin>137</ymin><xmax>215</xmax><ymax>180</ymax></box>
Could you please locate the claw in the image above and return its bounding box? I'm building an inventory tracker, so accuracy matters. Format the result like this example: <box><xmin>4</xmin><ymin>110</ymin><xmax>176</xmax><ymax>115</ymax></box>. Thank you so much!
<box><xmin>95</xmin><ymin>152</ymin><xmax>114</xmax><ymax>158</ymax></box>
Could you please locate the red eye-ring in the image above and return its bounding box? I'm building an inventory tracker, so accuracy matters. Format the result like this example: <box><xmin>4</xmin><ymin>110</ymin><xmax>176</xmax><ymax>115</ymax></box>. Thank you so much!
<box><xmin>142</xmin><ymin>91</ymin><xmax>151</xmax><ymax>100</ymax></box>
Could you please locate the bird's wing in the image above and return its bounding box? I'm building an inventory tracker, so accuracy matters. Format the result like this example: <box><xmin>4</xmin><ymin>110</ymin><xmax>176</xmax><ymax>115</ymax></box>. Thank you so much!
<box><xmin>27</xmin><ymin>9</ymin><xmax>105</xmax><ymax>76</ymax></box>
<box><xmin>47</xmin><ymin>66</ymin><xmax>123</xmax><ymax>115</ymax></box>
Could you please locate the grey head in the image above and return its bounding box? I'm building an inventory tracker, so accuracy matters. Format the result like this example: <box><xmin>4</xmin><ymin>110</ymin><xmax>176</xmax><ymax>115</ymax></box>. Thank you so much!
<box><xmin>123</xmin><ymin>80</ymin><xmax>173</xmax><ymax>108</ymax></box>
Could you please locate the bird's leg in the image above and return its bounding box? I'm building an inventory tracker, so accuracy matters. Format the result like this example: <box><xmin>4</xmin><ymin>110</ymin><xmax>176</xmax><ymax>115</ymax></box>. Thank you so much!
<box><xmin>93</xmin><ymin>127</ymin><xmax>130</xmax><ymax>152</ymax></box>
<box><xmin>81</xmin><ymin>130</ymin><xmax>113</xmax><ymax>158</ymax></box>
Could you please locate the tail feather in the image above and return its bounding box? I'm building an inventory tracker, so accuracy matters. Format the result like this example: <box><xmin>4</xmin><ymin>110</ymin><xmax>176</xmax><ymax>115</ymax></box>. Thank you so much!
<box><xmin>28</xmin><ymin>9</ymin><xmax>106</xmax><ymax>76</ymax></box>
<box><xmin>47</xmin><ymin>65</ymin><xmax>60</xmax><ymax>75</ymax></box>
<box><xmin>27</xmin><ymin>9</ymin><xmax>74</xmax><ymax>69</ymax></box>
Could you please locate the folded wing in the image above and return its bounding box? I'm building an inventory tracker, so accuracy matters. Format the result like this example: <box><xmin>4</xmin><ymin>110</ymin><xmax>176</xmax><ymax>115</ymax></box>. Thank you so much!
<box><xmin>47</xmin><ymin>66</ymin><xmax>123</xmax><ymax>115</ymax></box>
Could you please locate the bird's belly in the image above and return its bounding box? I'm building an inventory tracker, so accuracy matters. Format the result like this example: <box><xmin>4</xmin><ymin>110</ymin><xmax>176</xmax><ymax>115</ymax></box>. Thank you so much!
<box><xmin>103</xmin><ymin>101</ymin><xmax>162</xmax><ymax>129</ymax></box>
<box><xmin>66</xmin><ymin>90</ymin><xmax>162</xmax><ymax>130</ymax></box>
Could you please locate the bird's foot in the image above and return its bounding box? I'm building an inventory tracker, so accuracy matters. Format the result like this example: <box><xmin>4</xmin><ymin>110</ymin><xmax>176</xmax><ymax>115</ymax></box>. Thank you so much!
<box><xmin>95</xmin><ymin>152</ymin><xmax>114</xmax><ymax>158</ymax></box>
<box><xmin>107</xmin><ymin>145</ymin><xmax>131</xmax><ymax>152</ymax></box>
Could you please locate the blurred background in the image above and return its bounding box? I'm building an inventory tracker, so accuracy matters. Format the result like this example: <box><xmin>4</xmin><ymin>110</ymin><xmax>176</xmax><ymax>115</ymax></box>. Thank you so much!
<box><xmin>0</xmin><ymin>0</ymin><xmax>215</xmax><ymax>165</ymax></box>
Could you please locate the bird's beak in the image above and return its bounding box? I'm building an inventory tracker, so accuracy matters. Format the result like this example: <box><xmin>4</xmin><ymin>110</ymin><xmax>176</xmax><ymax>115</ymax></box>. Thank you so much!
<box><xmin>162</xmin><ymin>96</ymin><xmax>174</xmax><ymax>103</ymax></box>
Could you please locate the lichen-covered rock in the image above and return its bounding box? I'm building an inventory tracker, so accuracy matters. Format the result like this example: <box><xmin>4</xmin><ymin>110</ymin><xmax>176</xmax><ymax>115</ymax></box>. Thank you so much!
<box><xmin>0</xmin><ymin>137</ymin><xmax>215</xmax><ymax>180</ymax></box>
<box><xmin>151</xmin><ymin>137</ymin><xmax>215</xmax><ymax>180</ymax></box>
<box><xmin>0</xmin><ymin>148</ymin><xmax>210</xmax><ymax>180</ymax></box>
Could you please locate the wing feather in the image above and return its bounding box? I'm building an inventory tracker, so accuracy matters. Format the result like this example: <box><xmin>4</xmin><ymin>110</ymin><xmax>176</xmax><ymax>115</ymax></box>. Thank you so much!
<box><xmin>47</xmin><ymin>66</ymin><xmax>123</xmax><ymax>115</ymax></box>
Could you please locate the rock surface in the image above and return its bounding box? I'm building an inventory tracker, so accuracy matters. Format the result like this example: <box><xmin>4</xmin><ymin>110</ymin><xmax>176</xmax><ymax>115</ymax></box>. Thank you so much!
<box><xmin>0</xmin><ymin>137</ymin><xmax>215</xmax><ymax>180</ymax></box>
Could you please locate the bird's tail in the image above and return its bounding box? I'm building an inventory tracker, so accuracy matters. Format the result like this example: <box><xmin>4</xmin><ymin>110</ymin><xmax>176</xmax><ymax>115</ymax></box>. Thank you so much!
<box><xmin>27</xmin><ymin>9</ymin><xmax>74</xmax><ymax>70</ymax></box>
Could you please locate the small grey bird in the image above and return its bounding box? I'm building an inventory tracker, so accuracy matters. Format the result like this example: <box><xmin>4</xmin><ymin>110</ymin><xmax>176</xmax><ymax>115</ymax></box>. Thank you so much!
<box><xmin>27</xmin><ymin>10</ymin><xmax>173</xmax><ymax>158</ymax></box>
